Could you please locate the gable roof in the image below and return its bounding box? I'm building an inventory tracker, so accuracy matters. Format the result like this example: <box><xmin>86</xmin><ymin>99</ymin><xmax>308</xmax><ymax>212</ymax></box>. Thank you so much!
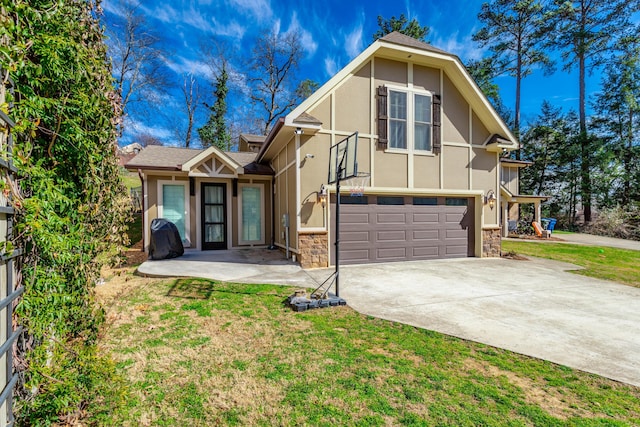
<box><xmin>125</xmin><ymin>145</ymin><xmax>201</xmax><ymax>170</ymax></box>
<box><xmin>258</xmin><ymin>31</ymin><xmax>517</xmax><ymax>162</ymax></box>
<box><xmin>125</xmin><ymin>145</ymin><xmax>273</xmax><ymax>175</ymax></box>
<box><xmin>379</xmin><ymin>32</ymin><xmax>450</xmax><ymax>56</ymax></box>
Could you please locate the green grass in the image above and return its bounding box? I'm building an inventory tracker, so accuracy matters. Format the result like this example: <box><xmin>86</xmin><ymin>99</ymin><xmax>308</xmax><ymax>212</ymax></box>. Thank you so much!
<box><xmin>502</xmin><ymin>240</ymin><xmax>640</xmax><ymax>287</ymax></box>
<box><xmin>98</xmin><ymin>276</ymin><xmax>640</xmax><ymax>426</ymax></box>
<box><xmin>121</xmin><ymin>168</ymin><xmax>141</xmax><ymax>190</ymax></box>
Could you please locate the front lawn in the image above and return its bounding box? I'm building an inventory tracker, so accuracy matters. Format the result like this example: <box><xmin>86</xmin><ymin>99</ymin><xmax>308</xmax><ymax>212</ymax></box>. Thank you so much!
<box><xmin>95</xmin><ymin>272</ymin><xmax>640</xmax><ymax>426</ymax></box>
<box><xmin>502</xmin><ymin>240</ymin><xmax>640</xmax><ymax>287</ymax></box>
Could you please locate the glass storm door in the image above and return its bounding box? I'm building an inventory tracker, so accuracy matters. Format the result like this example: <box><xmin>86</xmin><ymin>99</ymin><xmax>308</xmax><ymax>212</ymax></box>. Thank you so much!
<box><xmin>162</xmin><ymin>184</ymin><xmax>187</xmax><ymax>244</ymax></box>
<box><xmin>202</xmin><ymin>183</ymin><xmax>226</xmax><ymax>250</ymax></box>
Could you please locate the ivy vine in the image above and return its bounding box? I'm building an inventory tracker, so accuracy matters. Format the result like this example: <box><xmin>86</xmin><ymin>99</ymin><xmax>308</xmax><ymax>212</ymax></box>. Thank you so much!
<box><xmin>1</xmin><ymin>1</ymin><xmax>130</xmax><ymax>424</ymax></box>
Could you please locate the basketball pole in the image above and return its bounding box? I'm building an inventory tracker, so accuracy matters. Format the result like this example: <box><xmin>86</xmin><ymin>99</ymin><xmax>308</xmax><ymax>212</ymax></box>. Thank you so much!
<box><xmin>335</xmin><ymin>162</ymin><xmax>342</xmax><ymax>298</ymax></box>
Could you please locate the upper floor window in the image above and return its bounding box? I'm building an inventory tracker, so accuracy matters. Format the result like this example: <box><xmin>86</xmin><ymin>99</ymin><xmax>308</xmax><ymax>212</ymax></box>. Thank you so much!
<box><xmin>388</xmin><ymin>89</ymin><xmax>433</xmax><ymax>152</ymax></box>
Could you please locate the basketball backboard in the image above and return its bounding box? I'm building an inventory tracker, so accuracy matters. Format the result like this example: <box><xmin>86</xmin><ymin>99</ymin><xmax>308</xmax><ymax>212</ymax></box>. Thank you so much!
<box><xmin>328</xmin><ymin>132</ymin><xmax>358</xmax><ymax>184</ymax></box>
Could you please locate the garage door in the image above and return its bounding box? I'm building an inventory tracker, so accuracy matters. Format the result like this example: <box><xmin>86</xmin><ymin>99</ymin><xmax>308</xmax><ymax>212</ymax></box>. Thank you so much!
<box><xmin>331</xmin><ymin>195</ymin><xmax>474</xmax><ymax>265</ymax></box>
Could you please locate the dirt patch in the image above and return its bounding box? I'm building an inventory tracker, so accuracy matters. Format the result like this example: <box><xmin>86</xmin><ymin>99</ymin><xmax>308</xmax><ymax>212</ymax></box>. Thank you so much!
<box><xmin>462</xmin><ymin>358</ymin><xmax>598</xmax><ymax>420</ymax></box>
<box><xmin>507</xmin><ymin>234</ymin><xmax>565</xmax><ymax>242</ymax></box>
<box><xmin>501</xmin><ymin>251</ymin><xmax>529</xmax><ymax>261</ymax></box>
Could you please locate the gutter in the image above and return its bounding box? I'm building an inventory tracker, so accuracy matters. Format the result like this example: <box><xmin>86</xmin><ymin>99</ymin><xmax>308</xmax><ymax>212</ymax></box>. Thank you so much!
<box><xmin>256</xmin><ymin>118</ymin><xmax>285</xmax><ymax>162</ymax></box>
<box><xmin>137</xmin><ymin>168</ymin><xmax>145</xmax><ymax>251</ymax></box>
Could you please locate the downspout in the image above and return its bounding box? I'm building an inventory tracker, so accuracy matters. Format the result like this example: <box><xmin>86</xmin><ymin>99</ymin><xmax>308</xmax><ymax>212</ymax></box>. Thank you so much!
<box><xmin>137</xmin><ymin>168</ymin><xmax>145</xmax><ymax>251</ymax></box>
<box><xmin>268</xmin><ymin>180</ymin><xmax>276</xmax><ymax>249</ymax></box>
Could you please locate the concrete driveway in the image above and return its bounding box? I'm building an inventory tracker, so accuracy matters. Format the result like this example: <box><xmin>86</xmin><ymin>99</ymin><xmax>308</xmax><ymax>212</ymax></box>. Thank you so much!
<box><xmin>138</xmin><ymin>250</ymin><xmax>640</xmax><ymax>387</ymax></box>
<box><xmin>554</xmin><ymin>232</ymin><xmax>640</xmax><ymax>251</ymax></box>
<box><xmin>338</xmin><ymin>257</ymin><xmax>640</xmax><ymax>387</ymax></box>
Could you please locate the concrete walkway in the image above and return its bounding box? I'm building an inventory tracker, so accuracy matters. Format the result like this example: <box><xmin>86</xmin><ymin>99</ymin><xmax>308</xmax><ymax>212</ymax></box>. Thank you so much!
<box><xmin>138</xmin><ymin>250</ymin><xmax>640</xmax><ymax>387</ymax></box>
<box><xmin>553</xmin><ymin>232</ymin><xmax>640</xmax><ymax>251</ymax></box>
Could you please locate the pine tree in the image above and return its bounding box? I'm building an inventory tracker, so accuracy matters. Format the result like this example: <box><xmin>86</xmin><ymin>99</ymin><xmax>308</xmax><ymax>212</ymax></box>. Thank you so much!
<box><xmin>473</xmin><ymin>0</ymin><xmax>551</xmax><ymax>146</ymax></box>
<box><xmin>547</xmin><ymin>0</ymin><xmax>640</xmax><ymax>221</ymax></box>
<box><xmin>373</xmin><ymin>14</ymin><xmax>430</xmax><ymax>41</ymax></box>
<box><xmin>199</xmin><ymin>65</ymin><xmax>230</xmax><ymax>150</ymax></box>
<box><xmin>592</xmin><ymin>32</ymin><xmax>640</xmax><ymax>207</ymax></box>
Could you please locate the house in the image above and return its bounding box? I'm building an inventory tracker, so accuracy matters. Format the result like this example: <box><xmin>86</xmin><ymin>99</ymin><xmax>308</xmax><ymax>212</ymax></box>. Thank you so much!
<box><xmin>499</xmin><ymin>158</ymin><xmax>548</xmax><ymax>236</ymax></box>
<box><xmin>127</xmin><ymin>31</ymin><xmax>527</xmax><ymax>268</ymax></box>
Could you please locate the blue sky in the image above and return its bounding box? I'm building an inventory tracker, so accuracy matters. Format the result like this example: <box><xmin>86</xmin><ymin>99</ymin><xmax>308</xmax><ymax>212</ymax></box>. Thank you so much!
<box><xmin>102</xmin><ymin>0</ymin><xmax>605</xmax><ymax>147</ymax></box>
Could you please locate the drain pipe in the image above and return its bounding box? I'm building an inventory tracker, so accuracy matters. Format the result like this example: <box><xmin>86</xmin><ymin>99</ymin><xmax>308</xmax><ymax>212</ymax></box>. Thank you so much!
<box><xmin>268</xmin><ymin>181</ymin><xmax>276</xmax><ymax>249</ymax></box>
<box><xmin>137</xmin><ymin>168</ymin><xmax>145</xmax><ymax>251</ymax></box>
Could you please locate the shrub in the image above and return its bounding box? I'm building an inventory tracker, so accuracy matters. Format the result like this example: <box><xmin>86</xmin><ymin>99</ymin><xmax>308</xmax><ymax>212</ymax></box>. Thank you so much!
<box><xmin>583</xmin><ymin>206</ymin><xmax>640</xmax><ymax>241</ymax></box>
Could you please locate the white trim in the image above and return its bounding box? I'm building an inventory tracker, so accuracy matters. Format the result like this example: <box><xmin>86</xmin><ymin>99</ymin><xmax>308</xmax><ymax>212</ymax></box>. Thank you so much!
<box><xmin>142</xmin><ymin>172</ymin><xmax>149</xmax><ymax>252</ymax></box>
<box><xmin>469</xmin><ymin>104</ymin><xmax>473</xmax><ymax>189</ymax></box>
<box><xmin>157</xmin><ymin>179</ymin><xmax>191</xmax><ymax>247</ymax></box>
<box><xmin>324</xmin><ymin>185</ymin><xmax>483</xmax><ymax>197</ymax></box>
<box><xmin>181</xmin><ymin>146</ymin><xmax>243</xmax><ymax>173</ymax></box>
<box><xmin>188</xmin><ymin>172</ymin><xmax>237</xmax><ymax>178</ymax></box>
<box><xmin>299</xmin><ymin>227</ymin><xmax>327</xmax><ymax>233</ymax></box>
<box><xmin>440</xmin><ymin>68</ymin><xmax>444</xmax><ymax>190</ymax></box>
<box><xmin>370</xmin><ymin>57</ymin><xmax>375</xmax><ymax>187</ymax></box>
<box><xmin>295</xmin><ymin>133</ymin><xmax>301</xmax><ymax>234</ymax></box>
<box><xmin>238</xmin><ymin>183</ymin><xmax>266</xmax><ymax>245</ymax></box>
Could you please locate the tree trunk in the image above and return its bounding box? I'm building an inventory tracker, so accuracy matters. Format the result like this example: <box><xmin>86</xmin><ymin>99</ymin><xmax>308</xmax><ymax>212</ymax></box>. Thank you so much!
<box><xmin>578</xmin><ymin>47</ymin><xmax>592</xmax><ymax>223</ymax></box>
<box><xmin>515</xmin><ymin>43</ymin><xmax>522</xmax><ymax>160</ymax></box>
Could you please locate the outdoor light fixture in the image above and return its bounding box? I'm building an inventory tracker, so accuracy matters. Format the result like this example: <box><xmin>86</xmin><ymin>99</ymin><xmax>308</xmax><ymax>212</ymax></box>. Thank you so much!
<box><xmin>305</xmin><ymin>153</ymin><xmax>315</xmax><ymax>159</ymax></box>
<box><xmin>294</xmin><ymin>127</ymin><xmax>304</xmax><ymax>135</ymax></box>
<box><xmin>486</xmin><ymin>190</ymin><xmax>496</xmax><ymax>209</ymax></box>
<box><xmin>318</xmin><ymin>185</ymin><xmax>328</xmax><ymax>207</ymax></box>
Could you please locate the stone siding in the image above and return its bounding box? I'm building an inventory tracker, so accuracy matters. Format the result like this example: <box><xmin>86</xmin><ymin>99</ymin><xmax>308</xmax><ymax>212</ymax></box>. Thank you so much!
<box><xmin>298</xmin><ymin>232</ymin><xmax>329</xmax><ymax>268</ymax></box>
<box><xmin>482</xmin><ymin>228</ymin><xmax>501</xmax><ymax>257</ymax></box>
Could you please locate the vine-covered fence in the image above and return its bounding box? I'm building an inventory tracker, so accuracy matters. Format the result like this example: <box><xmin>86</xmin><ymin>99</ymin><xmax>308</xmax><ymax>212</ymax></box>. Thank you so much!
<box><xmin>0</xmin><ymin>69</ymin><xmax>23</xmax><ymax>426</ymax></box>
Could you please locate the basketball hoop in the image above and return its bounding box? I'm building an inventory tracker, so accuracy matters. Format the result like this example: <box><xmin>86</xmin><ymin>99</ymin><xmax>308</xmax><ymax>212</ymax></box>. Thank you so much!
<box><xmin>346</xmin><ymin>172</ymin><xmax>370</xmax><ymax>197</ymax></box>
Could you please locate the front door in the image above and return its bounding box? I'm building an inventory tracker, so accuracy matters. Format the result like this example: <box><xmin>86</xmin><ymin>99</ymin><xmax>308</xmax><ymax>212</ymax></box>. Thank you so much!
<box><xmin>202</xmin><ymin>183</ymin><xmax>227</xmax><ymax>250</ymax></box>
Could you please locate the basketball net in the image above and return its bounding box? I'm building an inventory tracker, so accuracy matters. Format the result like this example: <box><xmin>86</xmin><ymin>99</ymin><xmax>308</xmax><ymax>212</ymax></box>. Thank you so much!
<box><xmin>347</xmin><ymin>173</ymin><xmax>369</xmax><ymax>196</ymax></box>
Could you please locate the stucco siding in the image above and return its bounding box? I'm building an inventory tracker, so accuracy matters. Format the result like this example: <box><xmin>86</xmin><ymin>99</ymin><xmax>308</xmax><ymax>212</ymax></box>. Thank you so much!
<box><xmin>413</xmin><ymin>65</ymin><xmax>440</xmax><ymax>93</ymax></box>
<box><xmin>472</xmin><ymin>148</ymin><xmax>498</xmax><ymax>224</ymax></box>
<box><xmin>308</xmin><ymin>97</ymin><xmax>331</xmax><ymax>129</ymax></box>
<box><xmin>443</xmin><ymin>145</ymin><xmax>469</xmax><ymax>190</ymax></box>
<box><xmin>299</xmin><ymin>134</ymin><xmax>328</xmax><ymax>228</ymax></box>
<box><xmin>413</xmin><ymin>154</ymin><xmax>440</xmax><ymax>189</ymax></box>
<box><xmin>374</xmin><ymin>58</ymin><xmax>408</xmax><ymax>87</ymax></box>
<box><xmin>442</xmin><ymin>73</ymin><xmax>469</xmax><ymax>144</ymax></box>
<box><xmin>374</xmin><ymin>150</ymin><xmax>407</xmax><ymax>187</ymax></box>
<box><xmin>472</xmin><ymin>111</ymin><xmax>490</xmax><ymax>145</ymax></box>
<box><xmin>335</xmin><ymin>62</ymin><xmax>371</xmax><ymax>133</ymax></box>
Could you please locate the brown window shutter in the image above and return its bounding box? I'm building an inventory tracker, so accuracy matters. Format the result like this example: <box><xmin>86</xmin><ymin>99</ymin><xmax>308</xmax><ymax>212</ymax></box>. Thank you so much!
<box><xmin>377</xmin><ymin>86</ymin><xmax>388</xmax><ymax>148</ymax></box>
<box><xmin>433</xmin><ymin>94</ymin><xmax>441</xmax><ymax>154</ymax></box>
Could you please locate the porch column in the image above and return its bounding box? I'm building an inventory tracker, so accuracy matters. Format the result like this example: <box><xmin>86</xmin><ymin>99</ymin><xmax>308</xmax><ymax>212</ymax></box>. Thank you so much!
<box><xmin>502</xmin><ymin>201</ymin><xmax>509</xmax><ymax>237</ymax></box>
<box><xmin>534</xmin><ymin>201</ymin><xmax>541</xmax><ymax>223</ymax></box>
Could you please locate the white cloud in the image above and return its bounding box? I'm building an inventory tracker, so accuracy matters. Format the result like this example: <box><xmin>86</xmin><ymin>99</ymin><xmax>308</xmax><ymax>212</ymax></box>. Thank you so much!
<box><xmin>324</xmin><ymin>57</ymin><xmax>338</xmax><ymax>77</ymax></box>
<box><xmin>101</xmin><ymin>0</ymin><xmax>126</xmax><ymax>17</ymax></box>
<box><xmin>345</xmin><ymin>23</ymin><xmax>364</xmax><ymax>58</ymax></box>
<box><xmin>286</xmin><ymin>12</ymin><xmax>317</xmax><ymax>57</ymax></box>
<box><xmin>229</xmin><ymin>0</ymin><xmax>273</xmax><ymax>23</ymax></box>
<box><xmin>165</xmin><ymin>56</ymin><xmax>211</xmax><ymax>78</ymax></box>
<box><xmin>211</xmin><ymin>18</ymin><xmax>247</xmax><ymax>38</ymax></box>
<box><xmin>431</xmin><ymin>29</ymin><xmax>485</xmax><ymax>62</ymax></box>
<box><xmin>128</xmin><ymin>119</ymin><xmax>174</xmax><ymax>141</ymax></box>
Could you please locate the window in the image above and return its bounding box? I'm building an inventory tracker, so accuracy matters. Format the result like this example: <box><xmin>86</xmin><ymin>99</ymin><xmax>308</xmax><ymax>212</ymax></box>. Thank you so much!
<box><xmin>446</xmin><ymin>198</ymin><xmax>468</xmax><ymax>206</ymax></box>
<box><xmin>413</xmin><ymin>197</ymin><xmax>438</xmax><ymax>205</ymax></box>
<box><xmin>388</xmin><ymin>88</ymin><xmax>432</xmax><ymax>152</ymax></box>
<box><xmin>377</xmin><ymin>196</ymin><xmax>404</xmax><ymax>205</ymax></box>
<box><xmin>389</xmin><ymin>91</ymin><xmax>407</xmax><ymax>149</ymax></box>
<box><xmin>340</xmin><ymin>195</ymin><xmax>369</xmax><ymax>204</ymax></box>
<box><xmin>239</xmin><ymin>184</ymin><xmax>264</xmax><ymax>244</ymax></box>
<box><xmin>158</xmin><ymin>181</ymin><xmax>190</xmax><ymax>246</ymax></box>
